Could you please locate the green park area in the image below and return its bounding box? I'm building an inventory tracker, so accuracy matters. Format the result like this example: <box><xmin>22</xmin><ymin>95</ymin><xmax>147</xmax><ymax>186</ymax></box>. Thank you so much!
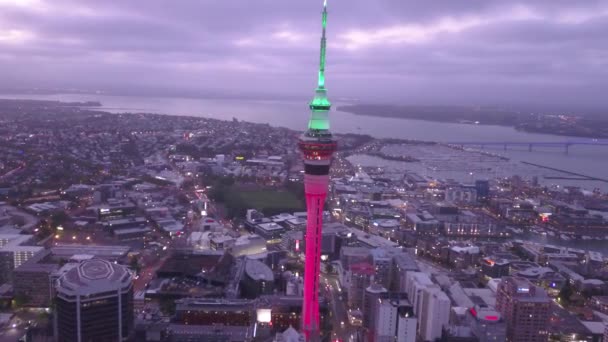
<box><xmin>208</xmin><ymin>177</ymin><xmax>305</xmax><ymax>218</ymax></box>
<box><xmin>223</xmin><ymin>188</ymin><xmax>305</xmax><ymax>218</ymax></box>
<box><xmin>236</xmin><ymin>190</ymin><xmax>303</xmax><ymax>212</ymax></box>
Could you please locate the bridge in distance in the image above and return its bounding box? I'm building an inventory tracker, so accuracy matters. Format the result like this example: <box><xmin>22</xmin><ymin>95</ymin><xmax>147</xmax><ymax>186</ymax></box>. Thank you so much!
<box><xmin>445</xmin><ymin>139</ymin><xmax>608</xmax><ymax>153</ymax></box>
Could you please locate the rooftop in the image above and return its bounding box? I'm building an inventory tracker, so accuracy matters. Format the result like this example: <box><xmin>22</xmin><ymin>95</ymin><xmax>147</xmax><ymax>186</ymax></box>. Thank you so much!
<box><xmin>0</xmin><ymin>234</ymin><xmax>44</xmax><ymax>262</ymax></box>
<box><xmin>56</xmin><ymin>259</ymin><xmax>132</xmax><ymax>297</ymax></box>
<box><xmin>114</xmin><ymin>227</ymin><xmax>152</xmax><ymax>235</ymax></box>
<box><xmin>366</xmin><ymin>283</ymin><xmax>388</xmax><ymax>294</ymax></box>
<box><xmin>348</xmin><ymin>227</ymin><xmax>399</xmax><ymax>248</ymax></box>
<box><xmin>340</xmin><ymin>246</ymin><xmax>370</xmax><ymax>258</ymax></box>
<box><xmin>244</xmin><ymin>259</ymin><xmax>274</xmax><ymax>282</ymax></box>
<box><xmin>104</xmin><ymin>217</ymin><xmax>146</xmax><ymax>227</ymax></box>
<box><xmin>52</xmin><ymin>244</ymin><xmax>130</xmax><ymax>259</ymax></box>
<box><xmin>350</xmin><ymin>262</ymin><xmax>375</xmax><ymax>276</ymax></box>
<box><xmin>257</xmin><ymin>222</ymin><xmax>284</xmax><ymax>231</ymax></box>
<box><xmin>500</xmin><ymin>277</ymin><xmax>550</xmax><ymax>302</ymax></box>
<box><xmin>14</xmin><ymin>250</ymin><xmax>57</xmax><ymax>273</ymax></box>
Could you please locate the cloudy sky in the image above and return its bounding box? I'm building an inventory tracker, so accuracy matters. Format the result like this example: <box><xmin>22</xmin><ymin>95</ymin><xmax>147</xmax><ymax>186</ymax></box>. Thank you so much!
<box><xmin>0</xmin><ymin>0</ymin><xmax>607</xmax><ymax>107</ymax></box>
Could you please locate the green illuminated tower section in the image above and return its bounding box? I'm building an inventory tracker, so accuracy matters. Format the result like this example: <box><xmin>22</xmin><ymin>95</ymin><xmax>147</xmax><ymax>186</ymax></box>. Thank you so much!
<box><xmin>308</xmin><ymin>0</ymin><xmax>331</xmax><ymax>131</ymax></box>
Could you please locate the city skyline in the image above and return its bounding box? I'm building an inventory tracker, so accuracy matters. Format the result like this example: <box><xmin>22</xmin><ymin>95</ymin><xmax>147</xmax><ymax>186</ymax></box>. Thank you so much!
<box><xmin>2</xmin><ymin>1</ymin><xmax>608</xmax><ymax>341</ymax></box>
<box><xmin>0</xmin><ymin>0</ymin><xmax>607</xmax><ymax>108</ymax></box>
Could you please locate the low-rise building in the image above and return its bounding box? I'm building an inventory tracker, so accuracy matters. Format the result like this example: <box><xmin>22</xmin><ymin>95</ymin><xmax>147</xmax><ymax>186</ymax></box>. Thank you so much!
<box><xmin>13</xmin><ymin>250</ymin><xmax>58</xmax><ymax>307</ymax></box>
<box><xmin>466</xmin><ymin>305</ymin><xmax>506</xmax><ymax>342</ymax></box>
<box><xmin>255</xmin><ymin>222</ymin><xmax>285</xmax><ymax>243</ymax></box>
<box><xmin>241</xmin><ymin>259</ymin><xmax>275</xmax><ymax>299</ymax></box>
<box><xmin>0</xmin><ymin>234</ymin><xmax>44</xmax><ymax>283</ymax></box>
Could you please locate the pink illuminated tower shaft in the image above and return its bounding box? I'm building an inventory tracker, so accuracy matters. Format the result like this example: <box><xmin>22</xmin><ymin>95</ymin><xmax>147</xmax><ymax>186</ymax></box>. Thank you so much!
<box><xmin>301</xmin><ymin>175</ymin><xmax>330</xmax><ymax>338</ymax></box>
<box><xmin>299</xmin><ymin>1</ymin><xmax>336</xmax><ymax>341</ymax></box>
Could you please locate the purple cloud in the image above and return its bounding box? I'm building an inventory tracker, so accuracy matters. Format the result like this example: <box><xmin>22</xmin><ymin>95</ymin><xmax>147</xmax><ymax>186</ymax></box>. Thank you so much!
<box><xmin>0</xmin><ymin>0</ymin><xmax>606</xmax><ymax>107</ymax></box>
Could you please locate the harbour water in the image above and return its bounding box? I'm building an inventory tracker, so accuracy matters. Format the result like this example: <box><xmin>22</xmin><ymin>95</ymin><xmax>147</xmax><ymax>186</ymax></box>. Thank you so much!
<box><xmin>513</xmin><ymin>230</ymin><xmax>608</xmax><ymax>254</ymax></box>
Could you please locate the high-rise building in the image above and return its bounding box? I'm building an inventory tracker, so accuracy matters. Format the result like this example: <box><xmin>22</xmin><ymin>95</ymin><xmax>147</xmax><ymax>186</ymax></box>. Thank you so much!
<box><xmin>466</xmin><ymin>305</ymin><xmax>507</xmax><ymax>342</ymax></box>
<box><xmin>374</xmin><ymin>299</ymin><xmax>416</xmax><ymax>342</ymax></box>
<box><xmin>363</xmin><ymin>283</ymin><xmax>388</xmax><ymax>332</ymax></box>
<box><xmin>418</xmin><ymin>286</ymin><xmax>450</xmax><ymax>342</ymax></box>
<box><xmin>371</xmin><ymin>248</ymin><xmax>393</xmax><ymax>289</ymax></box>
<box><xmin>348</xmin><ymin>262</ymin><xmax>375</xmax><ymax>310</ymax></box>
<box><xmin>475</xmin><ymin>180</ymin><xmax>490</xmax><ymax>201</ymax></box>
<box><xmin>404</xmin><ymin>272</ymin><xmax>433</xmax><ymax>317</ymax></box>
<box><xmin>391</xmin><ymin>252</ymin><xmax>419</xmax><ymax>292</ymax></box>
<box><xmin>299</xmin><ymin>0</ymin><xmax>337</xmax><ymax>340</ymax></box>
<box><xmin>55</xmin><ymin>259</ymin><xmax>134</xmax><ymax>342</ymax></box>
<box><xmin>496</xmin><ymin>277</ymin><xmax>551</xmax><ymax>342</ymax></box>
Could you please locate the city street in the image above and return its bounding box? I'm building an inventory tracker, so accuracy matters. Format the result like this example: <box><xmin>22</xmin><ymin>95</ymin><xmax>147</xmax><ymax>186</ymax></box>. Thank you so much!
<box><xmin>321</xmin><ymin>273</ymin><xmax>357</xmax><ymax>342</ymax></box>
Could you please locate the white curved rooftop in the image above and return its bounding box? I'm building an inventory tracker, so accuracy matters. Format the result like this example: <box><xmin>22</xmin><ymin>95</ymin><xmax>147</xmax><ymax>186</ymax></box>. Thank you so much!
<box><xmin>244</xmin><ymin>259</ymin><xmax>274</xmax><ymax>282</ymax></box>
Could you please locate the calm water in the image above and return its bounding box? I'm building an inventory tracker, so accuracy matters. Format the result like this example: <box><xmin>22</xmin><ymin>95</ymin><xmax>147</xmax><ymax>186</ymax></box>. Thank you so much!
<box><xmin>3</xmin><ymin>93</ymin><xmax>608</xmax><ymax>252</ymax></box>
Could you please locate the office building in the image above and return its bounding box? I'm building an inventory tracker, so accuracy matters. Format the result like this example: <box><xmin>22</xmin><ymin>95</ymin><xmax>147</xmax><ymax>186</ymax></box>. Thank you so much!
<box><xmin>374</xmin><ymin>299</ymin><xmax>416</xmax><ymax>342</ymax></box>
<box><xmin>391</xmin><ymin>252</ymin><xmax>419</xmax><ymax>292</ymax></box>
<box><xmin>404</xmin><ymin>272</ymin><xmax>434</xmax><ymax>316</ymax></box>
<box><xmin>175</xmin><ymin>298</ymin><xmax>254</xmax><ymax>326</ymax></box>
<box><xmin>274</xmin><ymin>326</ymin><xmax>306</xmax><ymax>342</ymax></box>
<box><xmin>166</xmin><ymin>324</ymin><xmax>253</xmax><ymax>342</ymax></box>
<box><xmin>255</xmin><ymin>222</ymin><xmax>286</xmax><ymax>242</ymax></box>
<box><xmin>475</xmin><ymin>180</ymin><xmax>490</xmax><ymax>201</ymax></box>
<box><xmin>241</xmin><ymin>259</ymin><xmax>275</xmax><ymax>298</ymax></box>
<box><xmin>496</xmin><ymin>277</ymin><xmax>550</xmax><ymax>342</ymax></box>
<box><xmin>371</xmin><ymin>248</ymin><xmax>393</xmax><ymax>289</ymax></box>
<box><xmin>418</xmin><ymin>286</ymin><xmax>450</xmax><ymax>342</ymax></box>
<box><xmin>348</xmin><ymin>262</ymin><xmax>375</xmax><ymax>310</ymax></box>
<box><xmin>13</xmin><ymin>250</ymin><xmax>58</xmax><ymax>307</ymax></box>
<box><xmin>0</xmin><ymin>234</ymin><xmax>43</xmax><ymax>283</ymax></box>
<box><xmin>445</xmin><ymin>185</ymin><xmax>478</xmax><ymax>204</ymax></box>
<box><xmin>481</xmin><ymin>257</ymin><xmax>511</xmax><ymax>279</ymax></box>
<box><xmin>466</xmin><ymin>305</ymin><xmax>507</xmax><ymax>342</ymax></box>
<box><xmin>55</xmin><ymin>259</ymin><xmax>133</xmax><ymax>342</ymax></box>
<box><xmin>51</xmin><ymin>244</ymin><xmax>130</xmax><ymax>261</ymax></box>
<box><xmin>363</xmin><ymin>284</ymin><xmax>388</xmax><ymax>331</ymax></box>
<box><xmin>340</xmin><ymin>247</ymin><xmax>370</xmax><ymax>270</ymax></box>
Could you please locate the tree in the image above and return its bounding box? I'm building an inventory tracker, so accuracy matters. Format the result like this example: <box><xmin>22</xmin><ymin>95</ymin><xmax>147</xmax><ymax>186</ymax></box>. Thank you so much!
<box><xmin>285</xmin><ymin>261</ymin><xmax>305</xmax><ymax>274</ymax></box>
<box><xmin>13</xmin><ymin>293</ymin><xmax>30</xmax><ymax>308</ymax></box>
<box><xmin>285</xmin><ymin>181</ymin><xmax>305</xmax><ymax>201</ymax></box>
<box><xmin>559</xmin><ymin>281</ymin><xmax>573</xmax><ymax>304</ymax></box>
<box><xmin>130</xmin><ymin>256</ymin><xmax>141</xmax><ymax>275</ymax></box>
<box><xmin>181</xmin><ymin>179</ymin><xmax>196</xmax><ymax>190</ymax></box>
<box><xmin>159</xmin><ymin>298</ymin><xmax>176</xmax><ymax>316</ymax></box>
<box><xmin>51</xmin><ymin>211</ymin><xmax>69</xmax><ymax>227</ymax></box>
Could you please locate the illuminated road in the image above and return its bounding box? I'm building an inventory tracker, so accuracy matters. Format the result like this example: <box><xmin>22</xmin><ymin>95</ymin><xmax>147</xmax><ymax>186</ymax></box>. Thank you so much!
<box><xmin>321</xmin><ymin>273</ymin><xmax>358</xmax><ymax>342</ymax></box>
<box><xmin>0</xmin><ymin>162</ymin><xmax>25</xmax><ymax>180</ymax></box>
<box><xmin>134</xmin><ymin>254</ymin><xmax>169</xmax><ymax>292</ymax></box>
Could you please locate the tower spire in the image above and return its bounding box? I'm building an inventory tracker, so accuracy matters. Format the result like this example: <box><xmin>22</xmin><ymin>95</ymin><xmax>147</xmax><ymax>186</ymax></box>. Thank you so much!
<box><xmin>317</xmin><ymin>0</ymin><xmax>328</xmax><ymax>89</ymax></box>
<box><xmin>308</xmin><ymin>0</ymin><xmax>331</xmax><ymax>131</ymax></box>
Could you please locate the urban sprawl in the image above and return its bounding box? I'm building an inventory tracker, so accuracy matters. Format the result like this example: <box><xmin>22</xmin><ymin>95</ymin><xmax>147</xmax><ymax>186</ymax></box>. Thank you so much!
<box><xmin>0</xmin><ymin>100</ymin><xmax>608</xmax><ymax>341</ymax></box>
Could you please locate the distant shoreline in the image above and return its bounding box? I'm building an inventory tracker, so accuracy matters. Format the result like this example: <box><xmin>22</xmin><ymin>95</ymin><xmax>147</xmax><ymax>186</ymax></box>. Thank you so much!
<box><xmin>338</xmin><ymin>104</ymin><xmax>608</xmax><ymax>139</ymax></box>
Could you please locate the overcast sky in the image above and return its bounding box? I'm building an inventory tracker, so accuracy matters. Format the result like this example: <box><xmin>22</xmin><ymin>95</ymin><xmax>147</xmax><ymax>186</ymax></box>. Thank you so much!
<box><xmin>0</xmin><ymin>0</ymin><xmax>607</xmax><ymax>107</ymax></box>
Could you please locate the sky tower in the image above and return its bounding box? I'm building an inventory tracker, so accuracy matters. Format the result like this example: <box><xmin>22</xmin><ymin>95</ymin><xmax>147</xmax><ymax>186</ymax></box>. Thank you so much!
<box><xmin>299</xmin><ymin>0</ymin><xmax>337</xmax><ymax>340</ymax></box>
